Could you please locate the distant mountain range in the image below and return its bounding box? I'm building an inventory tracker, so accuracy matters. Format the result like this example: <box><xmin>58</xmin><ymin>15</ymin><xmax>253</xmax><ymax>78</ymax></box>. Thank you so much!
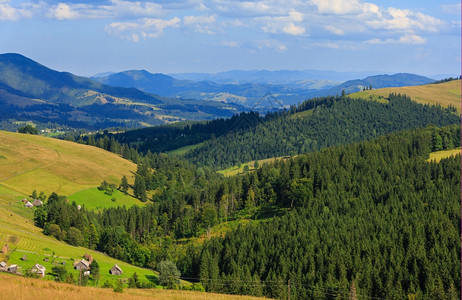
<box><xmin>92</xmin><ymin>70</ymin><xmax>336</xmax><ymax>108</ymax></box>
<box><xmin>0</xmin><ymin>53</ymin><xmax>244</xmax><ymax>130</ymax></box>
<box><xmin>167</xmin><ymin>69</ymin><xmax>380</xmax><ymax>83</ymax></box>
<box><xmin>0</xmin><ymin>53</ymin><xmax>436</xmax><ymax>131</ymax></box>
<box><xmin>93</xmin><ymin>70</ymin><xmax>434</xmax><ymax>109</ymax></box>
<box><xmin>321</xmin><ymin>73</ymin><xmax>435</xmax><ymax>96</ymax></box>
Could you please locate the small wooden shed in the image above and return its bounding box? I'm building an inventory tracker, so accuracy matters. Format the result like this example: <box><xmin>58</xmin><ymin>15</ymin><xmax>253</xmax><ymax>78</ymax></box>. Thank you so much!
<box><xmin>31</xmin><ymin>264</ymin><xmax>46</xmax><ymax>277</ymax></box>
<box><xmin>109</xmin><ymin>264</ymin><xmax>123</xmax><ymax>275</ymax></box>
<box><xmin>74</xmin><ymin>259</ymin><xmax>90</xmax><ymax>271</ymax></box>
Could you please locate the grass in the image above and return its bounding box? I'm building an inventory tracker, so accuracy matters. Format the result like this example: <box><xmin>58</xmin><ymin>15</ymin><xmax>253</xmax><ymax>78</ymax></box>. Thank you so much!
<box><xmin>0</xmin><ymin>131</ymin><xmax>159</xmax><ymax>288</ymax></box>
<box><xmin>0</xmin><ymin>131</ymin><xmax>137</xmax><ymax>196</ymax></box>
<box><xmin>0</xmin><ymin>191</ymin><xmax>159</xmax><ymax>287</ymax></box>
<box><xmin>348</xmin><ymin>80</ymin><xmax>461</xmax><ymax>113</ymax></box>
<box><xmin>0</xmin><ymin>273</ymin><xmax>269</xmax><ymax>300</ymax></box>
<box><xmin>218</xmin><ymin>156</ymin><xmax>292</xmax><ymax>177</ymax></box>
<box><xmin>68</xmin><ymin>188</ymin><xmax>143</xmax><ymax>211</ymax></box>
<box><xmin>165</xmin><ymin>143</ymin><xmax>204</xmax><ymax>156</ymax></box>
<box><xmin>427</xmin><ymin>148</ymin><xmax>461</xmax><ymax>163</ymax></box>
<box><xmin>289</xmin><ymin>109</ymin><xmax>314</xmax><ymax>120</ymax></box>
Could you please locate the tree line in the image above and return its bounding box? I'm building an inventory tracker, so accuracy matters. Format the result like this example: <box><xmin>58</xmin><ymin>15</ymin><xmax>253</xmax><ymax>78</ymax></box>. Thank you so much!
<box><xmin>34</xmin><ymin>124</ymin><xmax>461</xmax><ymax>298</ymax></box>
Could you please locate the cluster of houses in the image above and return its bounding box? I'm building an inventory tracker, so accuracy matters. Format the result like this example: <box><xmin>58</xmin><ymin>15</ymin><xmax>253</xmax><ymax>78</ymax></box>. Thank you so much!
<box><xmin>0</xmin><ymin>252</ymin><xmax>123</xmax><ymax>279</ymax></box>
<box><xmin>22</xmin><ymin>198</ymin><xmax>43</xmax><ymax>208</ymax></box>
<box><xmin>0</xmin><ymin>261</ymin><xmax>19</xmax><ymax>274</ymax></box>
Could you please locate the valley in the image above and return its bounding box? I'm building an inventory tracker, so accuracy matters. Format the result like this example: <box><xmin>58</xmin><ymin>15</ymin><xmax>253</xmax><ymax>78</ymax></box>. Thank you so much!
<box><xmin>0</xmin><ymin>54</ymin><xmax>460</xmax><ymax>300</ymax></box>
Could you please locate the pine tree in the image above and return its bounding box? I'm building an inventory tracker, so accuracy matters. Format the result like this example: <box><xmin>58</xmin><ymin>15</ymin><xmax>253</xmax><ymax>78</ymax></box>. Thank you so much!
<box><xmin>119</xmin><ymin>175</ymin><xmax>129</xmax><ymax>193</ymax></box>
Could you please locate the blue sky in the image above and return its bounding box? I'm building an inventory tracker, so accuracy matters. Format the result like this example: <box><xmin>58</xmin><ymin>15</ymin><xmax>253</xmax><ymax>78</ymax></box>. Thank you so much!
<box><xmin>0</xmin><ymin>0</ymin><xmax>460</xmax><ymax>77</ymax></box>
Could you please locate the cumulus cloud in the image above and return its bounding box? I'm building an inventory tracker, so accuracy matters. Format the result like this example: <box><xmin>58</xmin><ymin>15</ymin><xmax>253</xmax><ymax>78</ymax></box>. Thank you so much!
<box><xmin>257</xmin><ymin>40</ymin><xmax>288</xmax><ymax>52</ymax></box>
<box><xmin>48</xmin><ymin>3</ymin><xmax>81</xmax><ymax>20</ymax></box>
<box><xmin>0</xmin><ymin>0</ymin><xmax>36</xmax><ymax>21</ymax></box>
<box><xmin>310</xmin><ymin>0</ymin><xmax>362</xmax><ymax>15</ymax></box>
<box><xmin>325</xmin><ymin>25</ymin><xmax>345</xmax><ymax>35</ymax></box>
<box><xmin>312</xmin><ymin>42</ymin><xmax>340</xmax><ymax>49</ymax></box>
<box><xmin>365</xmin><ymin>34</ymin><xmax>426</xmax><ymax>45</ymax></box>
<box><xmin>260</xmin><ymin>9</ymin><xmax>306</xmax><ymax>36</ymax></box>
<box><xmin>105</xmin><ymin>17</ymin><xmax>180</xmax><ymax>41</ymax></box>
<box><xmin>0</xmin><ymin>0</ymin><xmax>449</xmax><ymax>52</ymax></box>
<box><xmin>220</xmin><ymin>40</ymin><xmax>240</xmax><ymax>47</ymax></box>
<box><xmin>184</xmin><ymin>14</ymin><xmax>216</xmax><ymax>34</ymax></box>
<box><xmin>440</xmin><ymin>3</ymin><xmax>461</xmax><ymax>14</ymax></box>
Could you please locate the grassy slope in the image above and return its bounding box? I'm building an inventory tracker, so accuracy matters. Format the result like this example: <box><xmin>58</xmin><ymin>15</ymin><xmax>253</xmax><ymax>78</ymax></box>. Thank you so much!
<box><xmin>218</xmin><ymin>156</ymin><xmax>292</xmax><ymax>177</ymax></box>
<box><xmin>165</xmin><ymin>142</ymin><xmax>204</xmax><ymax>156</ymax></box>
<box><xmin>0</xmin><ymin>187</ymin><xmax>157</xmax><ymax>286</ymax></box>
<box><xmin>0</xmin><ymin>132</ymin><xmax>161</xmax><ymax>287</ymax></box>
<box><xmin>427</xmin><ymin>148</ymin><xmax>461</xmax><ymax>162</ymax></box>
<box><xmin>0</xmin><ymin>273</ymin><xmax>269</xmax><ymax>300</ymax></box>
<box><xmin>348</xmin><ymin>80</ymin><xmax>461</xmax><ymax>112</ymax></box>
<box><xmin>67</xmin><ymin>188</ymin><xmax>144</xmax><ymax>211</ymax></box>
<box><xmin>0</xmin><ymin>131</ymin><xmax>137</xmax><ymax>197</ymax></box>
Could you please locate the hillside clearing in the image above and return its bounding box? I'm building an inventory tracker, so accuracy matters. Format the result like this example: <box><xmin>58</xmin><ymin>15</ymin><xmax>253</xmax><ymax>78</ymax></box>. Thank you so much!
<box><xmin>427</xmin><ymin>148</ymin><xmax>461</xmax><ymax>162</ymax></box>
<box><xmin>348</xmin><ymin>80</ymin><xmax>461</xmax><ymax>113</ymax></box>
<box><xmin>218</xmin><ymin>156</ymin><xmax>292</xmax><ymax>177</ymax></box>
<box><xmin>0</xmin><ymin>131</ymin><xmax>136</xmax><ymax>196</ymax></box>
<box><xmin>68</xmin><ymin>188</ymin><xmax>142</xmax><ymax>211</ymax></box>
<box><xmin>166</xmin><ymin>142</ymin><xmax>204</xmax><ymax>156</ymax></box>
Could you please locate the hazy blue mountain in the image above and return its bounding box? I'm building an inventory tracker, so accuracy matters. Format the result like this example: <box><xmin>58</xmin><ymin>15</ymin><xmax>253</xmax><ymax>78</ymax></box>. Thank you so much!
<box><xmin>93</xmin><ymin>69</ymin><xmax>339</xmax><ymax>108</ymax></box>
<box><xmin>321</xmin><ymin>73</ymin><xmax>435</xmax><ymax>96</ymax></box>
<box><xmin>0</xmin><ymin>53</ymin><xmax>244</xmax><ymax>130</ymax></box>
<box><xmin>169</xmin><ymin>69</ymin><xmax>378</xmax><ymax>83</ymax></box>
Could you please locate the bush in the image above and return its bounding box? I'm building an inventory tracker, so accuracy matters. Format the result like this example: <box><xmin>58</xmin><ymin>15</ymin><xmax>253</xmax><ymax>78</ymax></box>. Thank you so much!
<box><xmin>18</xmin><ymin>124</ymin><xmax>38</xmax><ymax>134</ymax></box>
<box><xmin>113</xmin><ymin>279</ymin><xmax>124</xmax><ymax>293</ymax></box>
<box><xmin>157</xmin><ymin>260</ymin><xmax>181</xmax><ymax>288</ymax></box>
<box><xmin>51</xmin><ymin>265</ymin><xmax>67</xmax><ymax>281</ymax></box>
<box><xmin>102</xmin><ymin>280</ymin><xmax>114</xmax><ymax>288</ymax></box>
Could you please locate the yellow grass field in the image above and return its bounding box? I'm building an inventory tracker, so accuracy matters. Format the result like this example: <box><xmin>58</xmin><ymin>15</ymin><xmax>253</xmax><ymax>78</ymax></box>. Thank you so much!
<box><xmin>0</xmin><ymin>131</ymin><xmax>136</xmax><ymax>196</ymax></box>
<box><xmin>427</xmin><ymin>148</ymin><xmax>461</xmax><ymax>163</ymax></box>
<box><xmin>218</xmin><ymin>156</ymin><xmax>292</xmax><ymax>177</ymax></box>
<box><xmin>0</xmin><ymin>273</ymin><xmax>269</xmax><ymax>300</ymax></box>
<box><xmin>348</xmin><ymin>80</ymin><xmax>461</xmax><ymax>113</ymax></box>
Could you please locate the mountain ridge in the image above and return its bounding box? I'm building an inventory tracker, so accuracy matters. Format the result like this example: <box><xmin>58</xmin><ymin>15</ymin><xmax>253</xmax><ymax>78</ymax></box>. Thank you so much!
<box><xmin>0</xmin><ymin>53</ymin><xmax>244</xmax><ymax>130</ymax></box>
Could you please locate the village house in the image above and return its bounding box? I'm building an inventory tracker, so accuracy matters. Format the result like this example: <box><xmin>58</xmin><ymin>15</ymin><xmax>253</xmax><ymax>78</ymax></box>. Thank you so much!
<box><xmin>32</xmin><ymin>199</ymin><xmax>43</xmax><ymax>206</ymax></box>
<box><xmin>31</xmin><ymin>264</ymin><xmax>46</xmax><ymax>277</ymax></box>
<box><xmin>24</xmin><ymin>201</ymin><xmax>33</xmax><ymax>208</ymax></box>
<box><xmin>7</xmin><ymin>264</ymin><xmax>17</xmax><ymax>273</ymax></box>
<box><xmin>109</xmin><ymin>264</ymin><xmax>123</xmax><ymax>275</ymax></box>
<box><xmin>74</xmin><ymin>259</ymin><xmax>90</xmax><ymax>271</ymax></box>
<box><xmin>0</xmin><ymin>261</ymin><xmax>6</xmax><ymax>271</ymax></box>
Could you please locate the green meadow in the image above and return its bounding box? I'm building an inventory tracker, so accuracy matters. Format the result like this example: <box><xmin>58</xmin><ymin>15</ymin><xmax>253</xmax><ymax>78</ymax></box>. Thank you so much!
<box><xmin>68</xmin><ymin>188</ymin><xmax>143</xmax><ymax>211</ymax></box>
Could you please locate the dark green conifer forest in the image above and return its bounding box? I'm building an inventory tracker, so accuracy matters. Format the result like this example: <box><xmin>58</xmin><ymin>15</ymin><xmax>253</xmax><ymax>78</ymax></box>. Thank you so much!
<box><xmin>35</xmin><ymin>122</ymin><xmax>461</xmax><ymax>299</ymax></box>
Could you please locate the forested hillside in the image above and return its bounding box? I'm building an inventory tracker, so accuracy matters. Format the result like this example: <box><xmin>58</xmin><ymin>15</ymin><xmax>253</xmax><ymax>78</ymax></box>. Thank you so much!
<box><xmin>35</xmin><ymin>125</ymin><xmax>461</xmax><ymax>299</ymax></box>
<box><xmin>184</xmin><ymin>94</ymin><xmax>459</xmax><ymax>169</ymax></box>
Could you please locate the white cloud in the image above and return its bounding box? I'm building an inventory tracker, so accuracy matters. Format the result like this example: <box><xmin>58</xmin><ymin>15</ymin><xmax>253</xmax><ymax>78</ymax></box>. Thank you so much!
<box><xmin>0</xmin><ymin>0</ymin><xmax>35</xmax><ymax>21</ymax></box>
<box><xmin>365</xmin><ymin>34</ymin><xmax>426</xmax><ymax>45</ymax></box>
<box><xmin>184</xmin><ymin>14</ymin><xmax>216</xmax><ymax>34</ymax></box>
<box><xmin>325</xmin><ymin>25</ymin><xmax>344</xmax><ymax>35</ymax></box>
<box><xmin>440</xmin><ymin>3</ymin><xmax>461</xmax><ymax>14</ymax></box>
<box><xmin>48</xmin><ymin>3</ymin><xmax>81</xmax><ymax>20</ymax></box>
<box><xmin>260</xmin><ymin>9</ymin><xmax>306</xmax><ymax>36</ymax></box>
<box><xmin>366</xmin><ymin>7</ymin><xmax>443</xmax><ymax>33</ymax></box>
<box><xmin>257</xmin><ymin>40</ymin><xmax>288</xmax><ymax>52</ymax></box>
<box><xmin>310</xmin><ymin>0</ymin><xmax>362</xmax><ymax>15</ymax></box>
<box><xmin>282</xmin><ymin>23</ymin><xmax>305</xmax><ymax>35</ymax></box>
<box><xmin>313</xmin><ymin>42</ymin><xmax>340</xmax><ymax>49</ymax></box>
<box><xmin>220</xmin><ymin>40</ymin><xmax>240</xmax><ymax>47</ymax></box>
<box><xmin>105</xmin><ymin>17</ymin><xmax>181</xmax><ymax>41</ymax></box>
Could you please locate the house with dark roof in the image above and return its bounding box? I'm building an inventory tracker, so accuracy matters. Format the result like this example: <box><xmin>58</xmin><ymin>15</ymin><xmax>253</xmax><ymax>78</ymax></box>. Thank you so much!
<box><xmin>31</xmin><ymin>264</ymin><xmax>46</xmax><ymax>277</ymax></box>
<box><xmin>109</xmin><ymin>264</ymin><xmax>123</xmax><ymax>275</ymax></box>
<box><xmin>74</xmin><ymin>259</ymin><xmax>90</xmax><ymax>271</ymax></box>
